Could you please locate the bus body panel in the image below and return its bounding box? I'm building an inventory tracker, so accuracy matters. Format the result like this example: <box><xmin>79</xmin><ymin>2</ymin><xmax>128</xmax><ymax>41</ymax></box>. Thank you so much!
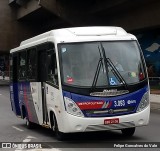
<box><xmin>45</xmin><ymin>83</ymin><xmax>65</xmax><ymax>128</ymax></box>
<box><xmin>58</xmin><ymin>105</ymin><xmax>150</xmax><ymax>133</ymax></box>
<box><xmin>30</xmin><ymin>82</ymin><xmax>44</xmax><ymax>125</ymax></box>
<box><xmin>10</xmin><ymin>83</ymin><xmax>21</xmax><ymax>116</ymax></box>
<box><xmin>18</xmin><ymin>82</ymin><xmax>40</xmax><ymax>124</ymax></box>
<box><xmin>57</xmin><ymin>86</ymin><xmax>150</xmax><ymax>132</ymax></box>
<box><xmin>62</xmin><ymin>86</ymin><xmax>149</xmax><ymax>118</ymax></box>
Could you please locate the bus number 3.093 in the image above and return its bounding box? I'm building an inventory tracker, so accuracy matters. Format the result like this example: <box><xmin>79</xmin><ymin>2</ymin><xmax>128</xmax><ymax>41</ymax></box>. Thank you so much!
<box><xmin>114</xmin><ymin>100</ymin><xmax>125</xmax><ymax>107</ymax></box>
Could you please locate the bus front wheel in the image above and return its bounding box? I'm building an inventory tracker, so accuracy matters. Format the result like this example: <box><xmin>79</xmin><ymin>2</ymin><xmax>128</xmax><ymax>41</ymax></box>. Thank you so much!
<box><xmin>121</xmin><ymin>127</ymin><xmax>135</xmax><ymax>137</ymax></box>
<box><xmin>52</xmin><ymin>115</ymin><xmax>65</xmax><ymax>140</ymax></box>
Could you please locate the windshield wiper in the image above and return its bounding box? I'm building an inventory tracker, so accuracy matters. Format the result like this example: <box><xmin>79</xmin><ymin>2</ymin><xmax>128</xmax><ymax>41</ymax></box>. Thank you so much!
<box><xmin>100</xmin><ymin>43</ymin><xmax>128</xmax><ymax>89</ymax></box>
<box><xmin>106</xmin><ymin>57</ymin><xmax>128</xmax><ymax>89</ymax></box>
<box><xmin>91</xmin><ymin>46</ymin><xmax>105</xmax><ymax>91</ymax></box>
<box><xmin>91</xmin><ymin>43</ymin><xmax>128</xmax><ymax>91</ymax></box>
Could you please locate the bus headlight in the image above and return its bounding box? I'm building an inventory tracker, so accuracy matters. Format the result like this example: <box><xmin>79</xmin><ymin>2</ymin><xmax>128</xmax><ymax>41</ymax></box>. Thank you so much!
<box><xmin>64</xmin><ymin>97</ymin><xmax>84</xmax><ymax>117</ymax></box>
<box><xmin>136</xmin><ymin>92</ymin><xmax>149</xmax><ymax>112</ymax></box>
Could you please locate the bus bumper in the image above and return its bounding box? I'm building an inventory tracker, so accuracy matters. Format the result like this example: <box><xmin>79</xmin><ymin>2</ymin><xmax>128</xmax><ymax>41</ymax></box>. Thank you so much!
<box><xmin>59</xmin><ymin>105</ymin><xmax>150</xmax><ymax>133</ymax></box>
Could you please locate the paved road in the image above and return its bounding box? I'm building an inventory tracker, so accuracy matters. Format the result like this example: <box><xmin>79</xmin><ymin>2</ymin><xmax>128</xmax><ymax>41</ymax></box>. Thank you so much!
<box><xmin>0</xmin><ymin>86</ymin><xmax>160</xmax><ymax>151</ymax></box>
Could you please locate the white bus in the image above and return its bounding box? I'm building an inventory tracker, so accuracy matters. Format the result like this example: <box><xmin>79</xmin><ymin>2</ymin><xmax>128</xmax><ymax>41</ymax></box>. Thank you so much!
<box><xmin>10</xmin><ymin>27</ymin><xmax>150</xmax><ymax>140</ymax></box>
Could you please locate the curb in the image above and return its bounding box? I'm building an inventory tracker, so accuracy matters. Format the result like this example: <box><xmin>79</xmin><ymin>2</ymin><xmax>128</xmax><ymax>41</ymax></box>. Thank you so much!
<box><xmin>0</xmin><ymin>80</ymin><xmax>10</xmax><ymax>86</ymax></box>
<box><xmin>151</xmin><ymin>108</ymin><xmax>160</xmax><ymax>114</ymax></box>
<box><xmin>150</xmin><ymin>102</ymin><xmax>160</xmax><ymax>109</ymax></box>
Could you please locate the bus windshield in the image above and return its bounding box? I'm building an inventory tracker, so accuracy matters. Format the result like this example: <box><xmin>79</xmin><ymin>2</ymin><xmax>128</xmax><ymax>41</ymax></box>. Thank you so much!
<box><xmin>59</xmin><ymin>41</ymin><xmax>146</xmax><ymax>87</ymax></box>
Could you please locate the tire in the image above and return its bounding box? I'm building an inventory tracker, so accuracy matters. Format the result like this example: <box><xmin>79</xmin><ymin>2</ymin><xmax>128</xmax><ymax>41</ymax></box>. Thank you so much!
<box><xmin>25</xmin><ymin>118</ymin><xmax>35</xmax><ymax>129</ymax></box>
<box><xmin>52</xmin><ymin>115</ymin><xmax>65</xmax><ymax>141</ymax></box>
<box><xmin>121</xmin><ymin>127</ymin><xmax>135</xmax><ymax>137</ymax></box>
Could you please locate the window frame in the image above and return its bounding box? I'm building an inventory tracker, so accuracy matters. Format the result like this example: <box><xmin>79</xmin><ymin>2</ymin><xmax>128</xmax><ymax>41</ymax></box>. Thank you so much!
<box><xmin>10</xmin><ymin>42</ymin><xmax>59</xmax><ymax>89</ymax></box>
<box><xmin>58</xmin><ymin>40</ymin><xmax>147</xmax><ymax>88</ymax></box>
<box><xmin>18</xmin><ymin>50</ymin><xmax>27</xmax><ymax>81</ymax></box>
<box><xmin>26</xmin><ymin>47</ymin><xmax>37</xmax><ymax>81</ymax></box>
<box><xmin>37</xmin><ymin>42</ymin><xmax>59</xmax><ymax>89</ymax></box>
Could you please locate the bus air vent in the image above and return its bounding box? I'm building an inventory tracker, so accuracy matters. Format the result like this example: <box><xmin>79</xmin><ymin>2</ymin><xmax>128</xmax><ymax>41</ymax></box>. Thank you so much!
<box><xmin>90</xmin><ymin>90</ymin><xmax>129</xmax><ymax>97</ymax></box>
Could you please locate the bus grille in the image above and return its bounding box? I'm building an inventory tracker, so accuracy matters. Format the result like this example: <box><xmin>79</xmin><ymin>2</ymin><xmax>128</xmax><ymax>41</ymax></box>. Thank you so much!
<box><xmin>84</xmin><ymin>107</ymin><xmax>135</xmax><ymax>117</ymax></box>
<box><xmin>85</xmin><ymin>121</ymin><xmax>135</xmax><ymax>132</ymax></box>
<box><xmin>90</xmin><ymin>90</ymin><xmax>129</xmax><ymax>97</ymax></box>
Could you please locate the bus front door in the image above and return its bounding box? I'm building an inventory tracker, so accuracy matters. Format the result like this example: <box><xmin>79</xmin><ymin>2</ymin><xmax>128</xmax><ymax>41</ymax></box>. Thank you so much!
<box><xmin>38</xmin><ymin>50</ymin><xmax>49</xmax><ymax>125</ymax></box>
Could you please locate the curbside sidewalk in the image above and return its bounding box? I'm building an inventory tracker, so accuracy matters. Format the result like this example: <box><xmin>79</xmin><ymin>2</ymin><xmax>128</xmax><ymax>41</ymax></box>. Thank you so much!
<box><xmin>150</xmin><ymin>94</ymin><xmax>160</xmax><ymax>111</ymax></box>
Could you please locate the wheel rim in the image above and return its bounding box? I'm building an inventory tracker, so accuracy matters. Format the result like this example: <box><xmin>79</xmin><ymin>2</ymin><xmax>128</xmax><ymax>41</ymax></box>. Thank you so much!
<box><xmin>26</xmin><ymin>118</ymin><xmax>29</xmax><ymax>126</ymax></box>
<box><xmin>52</xmin><ymin>124</ymin><xmax>55</xmax><ymax>131</ymax></box>
<box><xmin>52</xmin><ymin>116</ymin><xmax>56</xmax><ymax>131</ymax></box>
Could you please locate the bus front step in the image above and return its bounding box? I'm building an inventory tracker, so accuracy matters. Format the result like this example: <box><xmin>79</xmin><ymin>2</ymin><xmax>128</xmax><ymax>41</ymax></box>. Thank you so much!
<box><xmin>42</xmin><ymin>124</ymin><xmax>50</xmax><ymax>128</ymax></box>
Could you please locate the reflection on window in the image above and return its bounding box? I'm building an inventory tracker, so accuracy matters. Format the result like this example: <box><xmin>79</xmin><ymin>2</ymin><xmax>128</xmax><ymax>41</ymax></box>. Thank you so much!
<box><xmin>60</xmin><ymin>41</ymin><xmax>146</xmax><ymax>87</ymax></box>
<box><xmin>102</xmin><ymin>41</ymin><xmax>146</xmax><ymax>84</ymax></box>
<box><xmin>27</xmin><ymin>48</ymin><xmax>36</xmax><ymax>80</ymax></box>
<box><xmin>47</xmin><ymin>50</ymin><xmax>58</xmax><ymax>86</ymax></box>
<box><xmin>19</xmin><ymin>51</ymin><xmax>26</xmax><ymax>79</ymax></box>
<box><xmin>61</xmin><ymin>43</ymin><xmax>99</xmax><ymax>86</ymax></box>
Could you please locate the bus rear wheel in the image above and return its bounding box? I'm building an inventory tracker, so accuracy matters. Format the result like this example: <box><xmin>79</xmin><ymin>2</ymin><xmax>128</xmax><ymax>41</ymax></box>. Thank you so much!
<box><xmin>121</xmin><ymin>127</ymin><xmax>135</xmax><ymax>137</ymax></box>
<box><xmin>25</xmin><ymin>118</ymin><xmax>34</xmax><ymax>129</ymax></box>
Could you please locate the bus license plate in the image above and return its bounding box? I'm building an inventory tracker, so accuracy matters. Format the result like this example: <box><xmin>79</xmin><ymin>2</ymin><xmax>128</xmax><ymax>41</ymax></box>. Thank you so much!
<box><xmin>104</xmin><ymin>118</ymin><xmax>119</xmax><ymax>125</ymax></box>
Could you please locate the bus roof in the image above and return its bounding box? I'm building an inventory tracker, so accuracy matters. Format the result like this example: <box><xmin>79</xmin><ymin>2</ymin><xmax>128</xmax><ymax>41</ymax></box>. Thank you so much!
<box><xmin>10</xmin><ymin>26</ymin><xmax>136</xmax><ymax>53</ymax></box>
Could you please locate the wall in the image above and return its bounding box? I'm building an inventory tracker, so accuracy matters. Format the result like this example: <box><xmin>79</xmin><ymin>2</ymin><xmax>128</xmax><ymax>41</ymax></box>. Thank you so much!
<box><xmin>0</xmin><ymin>0</ymin><xmax>39</xmax><ymax>53</ymax></box>
<box><xmin>109</xmin><ymin>1</ymin><xmax>160</xmax><ymax>31</ymax></box>
<box><xmin>0</xmin><ymin>0</ymin><xmax>40</xmax><ymax>78</ymax></box>
<box><xmin>134</xmin><ymin>30</ymin><xmax>160</xmax><ymax>89</ymax></box>
<box><xmin>136</xmin><ymin>31</ymin><xmax>160</xmax><ymax>78</ymax></box>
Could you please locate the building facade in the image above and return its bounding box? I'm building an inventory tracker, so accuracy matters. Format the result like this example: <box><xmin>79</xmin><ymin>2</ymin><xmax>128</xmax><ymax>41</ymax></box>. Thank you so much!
<box><xmin>0</xmin><ymin>0</ymin><xmax>40</xmax><ymax>77</ymax></box>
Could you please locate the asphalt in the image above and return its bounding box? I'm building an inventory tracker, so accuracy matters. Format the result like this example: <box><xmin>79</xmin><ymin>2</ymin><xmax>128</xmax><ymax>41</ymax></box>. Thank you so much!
<box><xmin>0</xmin><ymin>78</ymin><xmax>160</xmax><ymax>111</ymax></box>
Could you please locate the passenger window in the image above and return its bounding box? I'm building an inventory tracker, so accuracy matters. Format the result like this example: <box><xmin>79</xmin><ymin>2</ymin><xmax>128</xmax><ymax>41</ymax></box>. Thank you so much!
<box><xmin>27</xmin><ymin>48</ymin><xmax>37</xmax><ymax>80</ymax></box>
<box><xmin>18</xmin><ymin>51</ymin><xmax>26</xmax><ymax>80</ymax></box>
<box><xmin>37</xmin><ymin>43</ymin><xmax>59</xmax><ymax>87</ymax></box>
<box><xmin>47</xmin><ymin>48</ymin><xmax>58</xmax><ymax>86</ymax></box>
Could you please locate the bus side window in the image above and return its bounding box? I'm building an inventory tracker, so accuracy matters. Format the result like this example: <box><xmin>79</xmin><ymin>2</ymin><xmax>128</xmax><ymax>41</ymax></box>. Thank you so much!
<box><xmin>18</xmin><ymin>51</ymin><xmax>26</xmax><ymax>80</ymax></box>
<box><xmin>47</xmin><ymin>49</ymin><xmax>58</xmax><ymax>86</ymax></box>
<box><xmin>27</xmin><ymin>48</ymin><xmax>37</xmax><ymax>80</ymax></box>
